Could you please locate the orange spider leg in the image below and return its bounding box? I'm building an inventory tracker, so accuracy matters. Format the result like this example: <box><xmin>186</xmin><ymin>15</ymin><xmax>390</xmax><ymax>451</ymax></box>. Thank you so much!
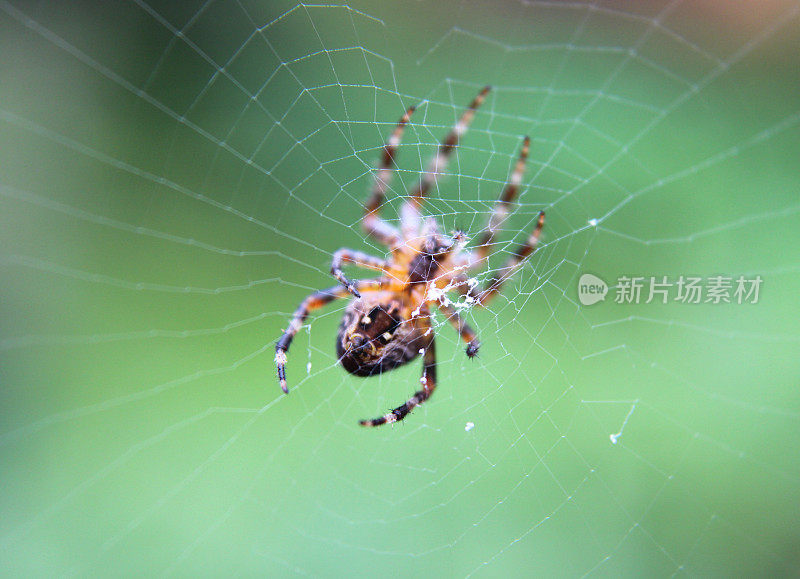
<box><xmin>437</xmin><ymin>301</ymin><xmax>480</xmax><ymax>357</ymax></box>
<box><xmin>475</xmin><ymin>211</ymin><xmax>545</xmax><ymax>306</ymax></box>
<box><xmin>276</xmin><ymin>278</ymin><xmax>389</xmax><ymax>394</ymax></box>
<box><xmin>330</xmin><ymin>248</ymin><xmax>389</xmax><ymax>298</ymax></box>
<box><xmin>401</xmin><ymin>86</ymin><xmax>491</xmax><ymax>239</ymax></box>
<box><xmin>474</xmin><ymin>136</ymin><xmax>531</xmax><ymax>263</ymax></box>
<box><xmin>363</xmin><ymin>106</ymin><xmax>416</xmax><ymax>248</ymax></box>
<box><xmin>359</xmin><ymin>333</ymin><xmax>437</xmax><ymax>427</ymax></box>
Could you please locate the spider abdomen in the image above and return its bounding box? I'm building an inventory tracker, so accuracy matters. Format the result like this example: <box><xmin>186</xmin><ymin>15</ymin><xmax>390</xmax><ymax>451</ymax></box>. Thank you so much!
<box><xmin>336</xmin><ymin>295</ymin><xmax>430</xmax><ymax>377</ymax></box>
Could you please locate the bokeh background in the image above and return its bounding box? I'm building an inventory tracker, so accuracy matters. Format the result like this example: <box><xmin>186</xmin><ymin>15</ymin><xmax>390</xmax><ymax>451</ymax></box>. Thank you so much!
<box><xmin>1</xmin><ymin>0</ymin><xmax>799</xmax><ymax>576</ymax></box>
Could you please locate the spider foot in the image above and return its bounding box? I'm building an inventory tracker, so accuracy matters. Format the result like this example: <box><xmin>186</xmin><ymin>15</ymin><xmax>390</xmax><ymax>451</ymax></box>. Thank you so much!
<box><xmin>275</xmin><ymin>349</ymin><xmax>290</xmax><ymax>394</ymax></box>
<box><xmin>452</xmin><ymin>229</ymin><xmax>468</xmax><ymax>243</ymax></box>
<box><xmin>359</xmin><ymin>415</ymin><xmax>389</xmax><ymax>427</ymax></box>
<box><xmin>359</xmin><ymin>407</ymin><xmax>404</xmax><ymax>427</ymax></box>
<box><xmin>466</xmin><ymin>339</ymin><xmax>480</xmax><ymax>358</ymax></box>
<box><xmin>331</xmin><ymin>269</ymin><xmax>362</xmax><ymax>298</ymax></box>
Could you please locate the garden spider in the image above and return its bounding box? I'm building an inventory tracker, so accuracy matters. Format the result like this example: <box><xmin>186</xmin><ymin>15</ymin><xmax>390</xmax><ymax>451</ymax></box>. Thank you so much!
<box><xmin>275</xmin><ymin>86</ymin><xmax>544</xmax><ymax>427</ymax></box>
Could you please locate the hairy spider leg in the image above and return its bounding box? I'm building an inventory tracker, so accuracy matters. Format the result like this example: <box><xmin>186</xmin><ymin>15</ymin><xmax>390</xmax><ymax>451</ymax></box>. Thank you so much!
<box><xmin>400</xmin><ymin>86</ymin><xmax>491</xmax><ymax>240</ymax></box>
<box><xmin>430</xmin><ymin>229</ymin><xmax>470</xmax><ymax>287</ymax></box>
<box><xmin>436</xmin><ymin>300</ymin><xmax>480</xmax><ymax>357</ymax></box>
<box><xmin>363</xmin><ymin>106</ymin><xmax>416</xmax><ymax>248</ymax></box>
<box><xmin>475</xmin><ymin>211</ymin><xmax>545</xmax><ymax>306</ymax></box>
<box><xmin>420</xmin><ymin>215</ymin><xmax>442</xmax><ymax>239</ymax></box>
<box><xmin>330</xmin><ymin>248</ymin><xmax>389</xmax><ymax>298</ymax></box>
<box><xmin>474</xmin><ymin>136</ymin><xmax>531</xmax><ymax>263</ymax></box>
<box><xmin>359</xmin><ymin>334</ymin><xmax>437</xmax><ymax>427</ymax></box>
<box><xmin>276</xmin><ymin>278</ymin><xmax>385</xmax><ymax>394</ymax></box>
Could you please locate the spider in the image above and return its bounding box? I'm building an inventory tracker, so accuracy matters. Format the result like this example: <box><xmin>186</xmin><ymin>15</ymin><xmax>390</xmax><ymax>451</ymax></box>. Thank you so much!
<box><xmin>275</xmin><ymin>86</ymin><xmax>544</xmax><ymax>427</ymax></box>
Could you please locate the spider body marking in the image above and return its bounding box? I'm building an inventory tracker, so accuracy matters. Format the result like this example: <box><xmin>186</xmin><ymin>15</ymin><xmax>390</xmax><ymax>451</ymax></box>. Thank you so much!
<box><xmin>275</xmin><ymin>86</ymin><xmax>545</xmax><ymax>427</ymax></box>
<box><xmin>336</xmin><ymin>294</ymin><xmax>429</xmax><ymax>377</ymax></box>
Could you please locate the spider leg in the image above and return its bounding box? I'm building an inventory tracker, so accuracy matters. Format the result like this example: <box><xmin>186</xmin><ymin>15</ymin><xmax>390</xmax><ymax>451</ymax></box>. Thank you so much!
<box><xmin>331</xmin><ymin>248</ymin><xmax>389</xmax><ymax>298</ymax></box>
<box><xmin>401</xmin><ymin>86</ymin><xmax>491</xmax><ymax>239</ymax></box>
<box><xmin>276</xmin><ymin>278</ymin><xmax>384</xmax><ymax>394</ymax></box>
<box><xmin>359</xmin><ymin>334</ymin><xmax>437</xmax><ymax>427</ymax></box>
<box><xmin>474</xmin><ymin>136</ymin><xmax>531</xmax><ymax>263</ymax></box>
<box><xmin>437</xmin><ymin>301</ymin><xmax>480</xmax><ymax>357</ymax></box>
<box><xmin>363</xmin><ymin>106</ymin><xmax>416</xmax><ymax>248</ymax></box>
<box><xmin>474</xmin><ymin>211</ymin><xmax>545</xmax><ymax>306</ymax></box>
<box><xmin>426</xmin><ymin>229</ymin><xmax>467</xmax><ymax>271</ymax></box>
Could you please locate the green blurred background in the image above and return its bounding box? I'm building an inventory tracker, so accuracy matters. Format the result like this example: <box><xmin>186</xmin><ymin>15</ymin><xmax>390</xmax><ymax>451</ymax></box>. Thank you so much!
<box><xmin>1</xmin><ymin>0</ymin><xmax>799</xmax><ymax>576</ymax></box>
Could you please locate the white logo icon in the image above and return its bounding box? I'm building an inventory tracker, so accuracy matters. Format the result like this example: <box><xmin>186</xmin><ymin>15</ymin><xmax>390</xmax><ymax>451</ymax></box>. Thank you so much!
<box><xmin>578</xmin><ymin>273</ymin><xmax>608</xmax><ymax>306</ymax></box>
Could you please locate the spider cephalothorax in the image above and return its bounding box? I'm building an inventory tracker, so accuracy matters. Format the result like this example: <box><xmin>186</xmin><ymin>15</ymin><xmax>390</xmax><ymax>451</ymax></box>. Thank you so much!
<box><xmin>275</xmin><ymin>86</ymin><xmax>545</xmax><ymax>427</ymax></box>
